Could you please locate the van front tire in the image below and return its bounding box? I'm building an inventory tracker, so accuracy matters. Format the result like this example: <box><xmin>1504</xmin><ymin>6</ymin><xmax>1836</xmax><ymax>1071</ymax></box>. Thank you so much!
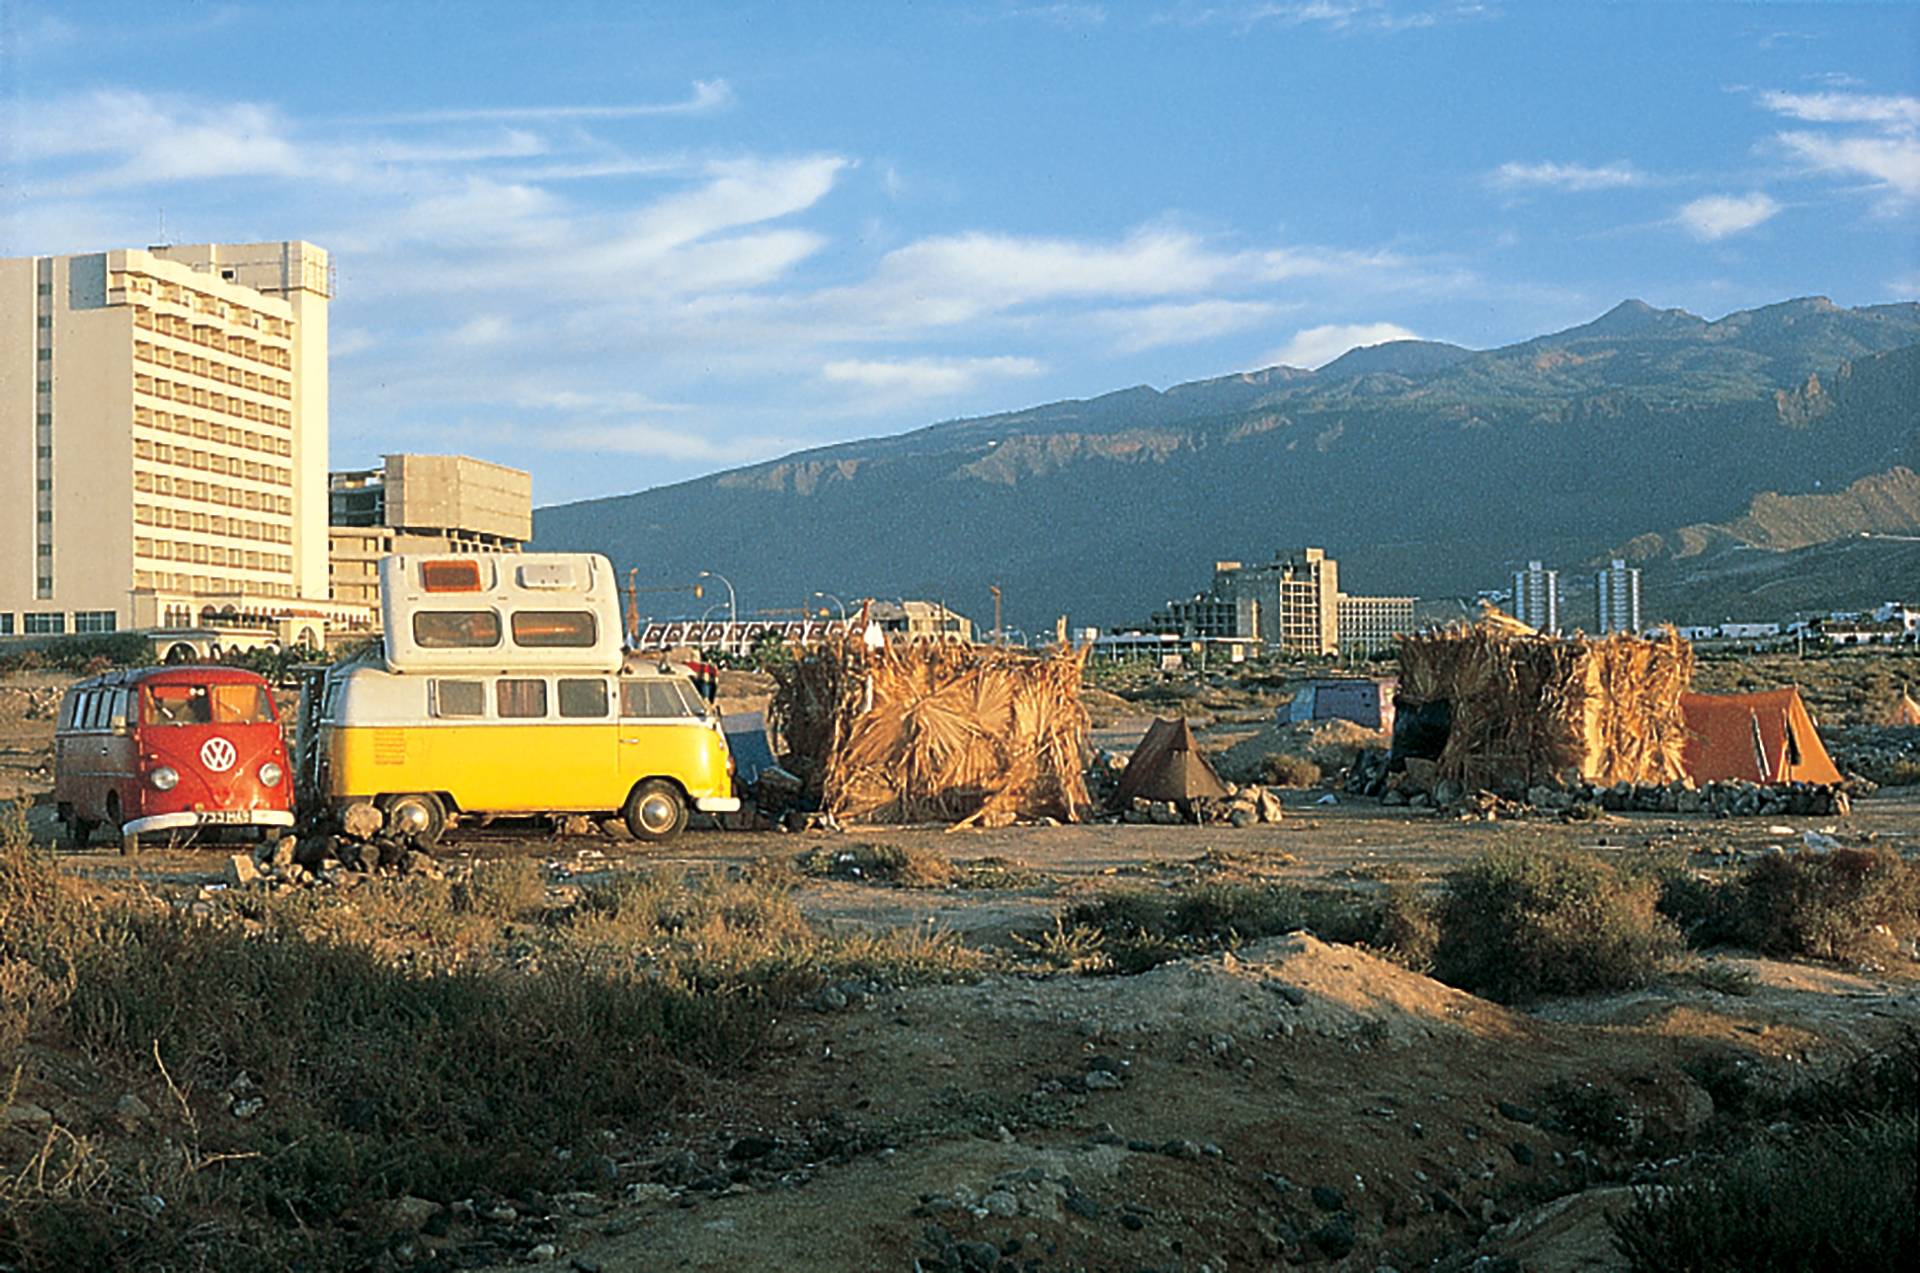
<box><xmin>623</xmin><ymin>780</ymin><xmax>688</xmax><ymax>843</ymax></box>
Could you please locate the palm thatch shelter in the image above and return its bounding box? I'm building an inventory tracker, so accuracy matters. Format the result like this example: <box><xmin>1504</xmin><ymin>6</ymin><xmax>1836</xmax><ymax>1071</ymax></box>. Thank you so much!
<box><xmin>768</xmin><ymin>638</ymin><xmax>1091</xmax><ymax>828</ymax></box>
<box><xmin>1392</xmin><ymin>609</ymin><xmax>1694</xmax><ymax>793</ymax></box>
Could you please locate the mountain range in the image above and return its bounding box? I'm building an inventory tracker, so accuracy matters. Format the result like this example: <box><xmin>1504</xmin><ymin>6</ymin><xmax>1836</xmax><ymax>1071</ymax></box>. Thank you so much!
<box><xmin>533</xmin><ymin>297</ymin><xmax>1920</xmax><ymax>631</ymax></box>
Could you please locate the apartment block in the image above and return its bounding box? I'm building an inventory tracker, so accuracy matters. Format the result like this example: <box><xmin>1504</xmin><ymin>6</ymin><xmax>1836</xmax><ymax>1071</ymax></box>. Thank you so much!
<box><xmin>1209</xmin><ymin>549</ymin><xmax>1341</xmax><ymax>655</ymax></box>
<box><xmin>1336</xmin><ymin>593</ymin><xmax>1415</xmax><ymax>656</ymax></box>
<box><xmin>1</xmin><ymin>242</ymin><xmax>340</xmax><ymax>637</ymax></box>
<box><xmin>329</xmin><ymin>454</ymin><xmax>533</xmax><ymax>606</ymax></box>
<box><xmin>1511</xmin><ymin>560</ymin><xmax>1561</xmax><ymax>634</ymax></box>
<box><xmin>1595</xmin><ymin>558</ymin><xmax>1642</xmax><ymax>635</ymax></box>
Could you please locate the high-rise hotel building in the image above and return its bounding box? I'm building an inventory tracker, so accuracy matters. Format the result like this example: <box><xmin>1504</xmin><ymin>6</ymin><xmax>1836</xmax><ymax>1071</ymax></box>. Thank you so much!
<box><xmin>1</xmin><ymin>242</ymin><xmax>341</xmax><ymax>636</ymax></box>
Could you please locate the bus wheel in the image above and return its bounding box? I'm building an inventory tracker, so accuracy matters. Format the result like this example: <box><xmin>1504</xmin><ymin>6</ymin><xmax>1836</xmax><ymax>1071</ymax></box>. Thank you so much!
<box><xmin>106</xmin><ymin>795</ymin><xmax>136</xmax><ymax>855</ymax></box>
<box><xmin>380</xmin><ymin>793</ymin><xmax>446</xmax><ymax>845</ymax></box>
<box><xmin>65</xmin><ymin>814</ymin><xmax>96</xmax><ymax>848</ymax></box>
<box><xmin>623</xmin><ymin>780</ymin><xmax>687</xmax><ymax>843</ymax></box>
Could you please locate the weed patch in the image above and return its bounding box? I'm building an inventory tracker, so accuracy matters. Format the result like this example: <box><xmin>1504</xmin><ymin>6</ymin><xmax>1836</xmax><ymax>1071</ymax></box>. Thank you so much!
<box><xmin>796</xmin><ymin>841</ymin><xmax>958</xmax><ymax>888</ymax></box>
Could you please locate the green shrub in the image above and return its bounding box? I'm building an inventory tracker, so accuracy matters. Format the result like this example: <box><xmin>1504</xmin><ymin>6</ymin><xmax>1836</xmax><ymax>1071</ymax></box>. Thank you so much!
<box><xmin>1432</xmin><ymin>848</ymin><xmax>1684</xmax><ymax>1002</ymax></box>
<box><xmin>1259</xmin><ymin>753</ymin><xmax>1323</xmax><ymax>788</ymax></box>
<box><xmin>1610</xmin><ymin>1112</ymin><xmax>1917</xmax><ymax>1271</ymax></box>
<box><xmin>1729</xmin><ymin>847</ymin><xmax>1920</xmax><ymax>964</ymax></box>
<box><xmin>1372</xmin><ymin>886</ymin><xmax>1439</xmax><ymax>972</ymax></box>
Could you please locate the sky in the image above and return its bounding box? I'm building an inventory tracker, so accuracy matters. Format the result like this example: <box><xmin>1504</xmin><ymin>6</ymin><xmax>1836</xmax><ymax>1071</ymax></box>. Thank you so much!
<box><xmin>3</xmin><ymin>1</ymin><xmax>1917</xmax><ymax>507</ymax></box>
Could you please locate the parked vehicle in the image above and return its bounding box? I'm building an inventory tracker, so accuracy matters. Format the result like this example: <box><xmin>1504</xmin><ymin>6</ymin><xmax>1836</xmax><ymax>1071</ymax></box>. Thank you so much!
<box><xmin>54</xmin><ymin>666</ymin><xmax>295</xmax><ymax>852</ymax></box>
<box><xmin>303</xmin><ymin>552</ymin><xmax>739</xmax><ymax>843</ymax></box>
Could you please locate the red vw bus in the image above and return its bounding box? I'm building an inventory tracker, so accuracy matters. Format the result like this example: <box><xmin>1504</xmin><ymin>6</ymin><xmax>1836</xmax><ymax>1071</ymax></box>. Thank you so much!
<box><xmin>54</xmin><ymin>667</ymin><xmax>295</xmax><ymax>852</ymax></box>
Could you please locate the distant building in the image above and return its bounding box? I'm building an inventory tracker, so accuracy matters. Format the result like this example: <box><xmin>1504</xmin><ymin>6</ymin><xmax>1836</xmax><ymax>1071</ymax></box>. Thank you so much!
<box><xmin>328</xmin><ymin>454</ymin><xmax>532</xmax><ymax>606</ymax></box>
<box><xmin>1595</xmin><ymin>558</ymin><xmax>1641</xmax><ymax>635</ymax></box>
<box><xmin>868</xmin><ymin>599</ymin><xmax>972</xmax><ymax>643</ymax></box>
<box><xmin>1</xmin><ymin>241</ymin><xmax>351</xmax><ymax>640</ymax></box>
<box><xmin>1336</xmin><ymin>593</ymin><xmax>1415</xmax><ymax>656</ymax></box>
<box><xmin>1212</xmin><ymin>548</ymin><xmax>1340</xmax><ymax>656</ymax></box>
<box><xmin>1150</xmin><ymin>592</ymin><xmax>1252</xmax><ymax>641</ymax></box>
<box><xmin>1512</xmin><ymin>560</ymin><xmax>1560</xmax><ymax>634</ymax></box>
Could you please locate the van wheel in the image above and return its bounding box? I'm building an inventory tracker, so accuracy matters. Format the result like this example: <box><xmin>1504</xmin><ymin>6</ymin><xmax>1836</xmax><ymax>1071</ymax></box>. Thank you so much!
<box><xmin>65</xmin><ymin>815</ymin><xmax>96</xmax><ymax>848</ymax></box>
<box><xmin>623</xmin><ymin>780</ymin><xmax>687</xmax><ymax>843</ymax></box>
<box><xmin>380</xmin><ymin>793</ymin><xmax>446</xmax><ymax>845</ymax></box>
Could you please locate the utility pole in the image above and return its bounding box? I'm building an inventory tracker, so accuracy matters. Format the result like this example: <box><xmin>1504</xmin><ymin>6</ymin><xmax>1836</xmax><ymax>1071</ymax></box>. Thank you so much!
<box><xmin>990</xmin><ymin>585</ymin><xmax>1002</xmax><ymax>644</ymax></box>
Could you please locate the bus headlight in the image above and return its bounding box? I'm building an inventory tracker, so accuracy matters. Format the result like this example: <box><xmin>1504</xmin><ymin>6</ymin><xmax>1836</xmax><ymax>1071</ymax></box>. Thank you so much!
<box><xmin>258</xmin><ymin>762</ymin><xmax>284</xmax><ymax>788</ymax></box>
<box><xmin>148</xmin><ymin>766</ymin><xmax>179</xmax><ymax>791</ymax></box>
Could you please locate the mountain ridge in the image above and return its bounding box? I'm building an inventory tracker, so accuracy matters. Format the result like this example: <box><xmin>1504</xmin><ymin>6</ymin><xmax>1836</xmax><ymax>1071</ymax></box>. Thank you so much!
<box><xmin>534</xmin><ymin>298</ymin><xmax>1920</xmax><ymax>630</ymax></box>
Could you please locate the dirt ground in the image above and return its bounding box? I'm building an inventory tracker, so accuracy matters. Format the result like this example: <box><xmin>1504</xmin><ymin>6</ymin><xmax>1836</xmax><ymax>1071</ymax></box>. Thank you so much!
<box><xmin>6</xmin><ymin>668</ymin><xmax>1918</xmax><ymax>1270</ymax></box>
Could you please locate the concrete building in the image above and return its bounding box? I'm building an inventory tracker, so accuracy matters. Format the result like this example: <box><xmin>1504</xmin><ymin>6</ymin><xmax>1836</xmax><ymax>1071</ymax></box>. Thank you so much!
<box><xmin>1336</xmin><ymin>593</ymin><xmax>1415</xmax><ymax>657</ymax></box>
<box><xmin>328</xmin><ymin>454</ymin><xmax>533</xmax><ymax>606</ymax></box>
<box><xmin>1</xmin><ymin>241</ymin><xmax>356</xmax><ymax>642</ymax></box>
<box><xmin>1214</xmin><ymin>549</ymin><xmax>1340</xmax><ymax>656</ymax></box>
<box><xmin>1151</xmin><ymin>592</ymin><xmax>1256</xmax><ymax>642</ymax></box>
<box><xmin>1511</xmin><ymin>560</ymin><xmax>1561</xmax><ymax>634</ymax></box>
<box><xmin>869</xmin><ymin>600</ymin><xmax>972</xmax><ymax>643</ymax></box>
<box><xmin>1595</xmin><ymin>558</ymin><xmax>1641</xmax><ymax>635</ymax></box>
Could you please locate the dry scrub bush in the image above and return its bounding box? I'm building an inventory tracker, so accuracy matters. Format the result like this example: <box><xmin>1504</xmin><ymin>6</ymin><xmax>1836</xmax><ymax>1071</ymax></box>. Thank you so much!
<box><xmin>1433</xmin><ymin>848</ymin><xmax>1684</xmax><ymax>1002</ymax></box>
<box><xmin>1258</xmin><ymin>753</ymin><xmax>1323</xmax><ymax>788</ymax></box>
<box><xmin>450</xmin><ymin>857</ymin><xmax>548</xmax><ymax>920</ymax></box>
<box><xmin>1060</xmin><ymin>883</ymin><xmax>1377</xmax><ymax>974</ymax></box>
<box><xmin>1661</xmin><ymin>848</ymin><xmax>1920</xmax><ymax>965</ymax></box>
<box><xmin>795</xmin><ymin>841</ymin><xmax>959</xmax><ymax>888</ymax></box>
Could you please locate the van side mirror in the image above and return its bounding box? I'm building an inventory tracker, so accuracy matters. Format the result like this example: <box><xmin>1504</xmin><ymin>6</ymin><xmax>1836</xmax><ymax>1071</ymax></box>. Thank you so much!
<box><xmin>110</xmin><ymin>714</ymin><xmax>129</xmax><ymax>734</ymax></box>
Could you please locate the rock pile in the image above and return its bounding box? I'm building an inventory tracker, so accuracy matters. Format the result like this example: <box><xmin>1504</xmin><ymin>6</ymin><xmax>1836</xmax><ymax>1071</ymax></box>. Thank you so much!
<box><xmin>218</xmin><ymin>831</ymin><xmax>445</xmax><ymax>893</ymax></box>
<box><xmin>1824</xmin><ymin>725</ymin><xmax>1920</xmax><ymax>788</ymax></box>
<box><xmin>1119</xmin><ymin>784</ymin><xmax>1286</xmax><ymax>827</ymax></box>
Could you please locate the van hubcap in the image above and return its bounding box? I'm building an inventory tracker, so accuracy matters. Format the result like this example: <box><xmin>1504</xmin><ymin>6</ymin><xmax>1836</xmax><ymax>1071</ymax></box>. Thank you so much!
<box><xmin>388</xmin><ymin>799</ymin><xmax>431</xmax><ymax>835</ymax></box>
<box><xmin>637</xmin><ymin>793</ymin><xmax>677</xmax><ymax>833</ymax></box>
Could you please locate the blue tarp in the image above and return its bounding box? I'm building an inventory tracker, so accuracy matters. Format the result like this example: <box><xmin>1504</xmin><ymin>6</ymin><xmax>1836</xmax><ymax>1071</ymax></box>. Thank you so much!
<box><xmin>722</xmin><ymin>711</ymin><xmax>778</xmax><ymax>786</ymax></box>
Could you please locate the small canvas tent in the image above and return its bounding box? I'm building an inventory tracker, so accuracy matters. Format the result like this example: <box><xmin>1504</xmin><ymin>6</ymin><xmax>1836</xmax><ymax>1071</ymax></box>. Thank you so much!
<box><xmin>1289</xmin><ymin>679</ymin><xmax>1396</xmax><ymax>733</ymax></box>
<box><xmin>1116</xmin><ymin>717</ymin><xmax>1230</xmax><ymax>806</ymax></box>
<box><xmin>1679</xmin><ymin>688</ymin><xmax>1843</xmax><ymax>786</ymax></box>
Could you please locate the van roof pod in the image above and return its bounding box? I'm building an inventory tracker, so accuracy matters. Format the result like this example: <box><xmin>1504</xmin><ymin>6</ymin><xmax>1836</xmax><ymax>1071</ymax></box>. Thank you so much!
<box><xmin>379</xmin><ymin>552</ymin><xmax>625</xmax><ymax>675</ymax></box>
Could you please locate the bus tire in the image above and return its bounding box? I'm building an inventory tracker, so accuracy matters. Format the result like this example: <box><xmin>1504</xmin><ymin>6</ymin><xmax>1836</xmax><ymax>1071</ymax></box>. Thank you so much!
<box><xmin>379</xmin><ymin>793</ymin><xmax>447</xmax><ymax>846</ymax></box>
<box><xmin>623</xmin><ymin>780</ymin><xmax>687</xmax><ymax>843</ymax></box>
<box><xmin>65</xmin><ymin>813</ymin><xmax>96</xmax><ymax>848</ymax></box>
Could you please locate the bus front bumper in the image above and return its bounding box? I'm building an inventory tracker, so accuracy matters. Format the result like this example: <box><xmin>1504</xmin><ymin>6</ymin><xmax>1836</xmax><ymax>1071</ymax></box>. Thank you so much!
<box><xmin>125</xmin><ymin>810</ymin><xmax>297</xmax><ymax>836</ymax></box>
<box><xmin>694</xmin><ymin>797</ymin><xmax>742</xmax><ymax>813</ymax></box>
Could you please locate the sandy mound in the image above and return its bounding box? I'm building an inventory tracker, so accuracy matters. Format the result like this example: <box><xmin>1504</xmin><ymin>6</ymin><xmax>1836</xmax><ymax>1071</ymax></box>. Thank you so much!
<box><xmin>921</xmin><ymin>932</ymin><xmax>1527</xmax><ymax>1047</ymax></box>
<box><xmin>1210</xmin><ymin>717</ymin><xmax>1388</xmax><ymax>783</ymax></box>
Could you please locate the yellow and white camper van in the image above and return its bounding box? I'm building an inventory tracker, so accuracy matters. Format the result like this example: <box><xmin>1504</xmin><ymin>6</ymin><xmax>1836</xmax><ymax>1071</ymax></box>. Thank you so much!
<box><xmin>312</xmin><ymin>552</ymin><xmax>737</xmax><ymax>843</ymax></box>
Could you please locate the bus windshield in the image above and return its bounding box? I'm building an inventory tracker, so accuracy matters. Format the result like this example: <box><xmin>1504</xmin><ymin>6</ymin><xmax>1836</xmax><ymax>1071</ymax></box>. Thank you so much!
<box><xmin>143</xmin><ymin>683</ymin><xmax>275</xmax><ymax>726</ymax></box>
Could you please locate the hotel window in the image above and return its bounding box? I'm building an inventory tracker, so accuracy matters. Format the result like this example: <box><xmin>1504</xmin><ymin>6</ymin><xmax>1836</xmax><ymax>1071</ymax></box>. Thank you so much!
<box><xmin>23</xmin><ymin>614</ymin><xmax>64</xmax><ymax>635</ymax></box>
<box><xmin>73</xmin><ymin>611</ymin><xmax>116</xmax><ymax>634</ymax></box>
<box><xmin>0</xmin><ymin>614</ymin><xmax>11</xmax><ymax>635</ymax></box>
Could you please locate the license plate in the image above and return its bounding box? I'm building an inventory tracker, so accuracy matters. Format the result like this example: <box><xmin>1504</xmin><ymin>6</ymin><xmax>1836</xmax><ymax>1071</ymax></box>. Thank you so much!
<box><xmin>197</xmin><ymin>810</ymin><xmax>252</xmax><ymax>825</ymax></box>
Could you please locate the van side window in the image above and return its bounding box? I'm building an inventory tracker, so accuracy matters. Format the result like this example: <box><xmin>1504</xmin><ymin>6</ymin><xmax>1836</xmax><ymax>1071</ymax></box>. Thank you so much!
<box><xmin>57</xmin><ymin>692</ymin><xmax>78</xmax><ymax>731</ymax></box>
<box><xmin>558</xmin><ymin>678</ymin><xmax>609</xmax><ymax>718</ymax></box>
<box><xmin>84</xmin><ymin>691</ymin><xmax>108</xmax><ymax>730</ymax></box>
<box><xmin>511</xmin><ymin>611</ymin><xmax>597</xmax><ymax>648</ymax></box>
<box><xmin>432</xmin><ymin>680</ymin><xmax>486</xmax><ymax>718</ymax></box>
<box><xmin>496</xmin><ymin>678</ymin><xmax>548</xmax><ymax>718</ymax></box>
<box><xmin>621</xmin><ymin>680</ymin><xmax>699</xmax><ymax>718</ymax></box>
<box><xmin>414</xmin><ymin>610</ymin><xmax>502</xmax><ymax>649</ymax></box>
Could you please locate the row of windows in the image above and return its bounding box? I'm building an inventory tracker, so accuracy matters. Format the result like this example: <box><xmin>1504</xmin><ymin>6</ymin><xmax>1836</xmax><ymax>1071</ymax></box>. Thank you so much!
<box><xmin>135</xmin><ymin>538</ymin><xmax>292</xmax><ymax>573</ymax></box>
<box><xmin>132</xmin><ymin>350</ymin><xmax>293</xmax><ymax>416</ymax></box>
<box><xmin>428</xmin><ymin>677</ymin><xmax>705</xmax><ymax>722</ymax></box>
<box><xmin>135</xmin><ymin>478</ymin><xmax>291</xmax><ymax>518</ymax></box>
<box><xmin>134</xmin><ymin>439</ymin><xmax>293</xmax><ymax>485</ymax></box>
<box><xmin>132</xmin><ymin>569</ymin><xmax>297</xmax><ymax>598</ymax></box>
<box><xmin>135</xmin><ymin>371</ymin><xmax>291</xmax><ymax>411</ymax></box>
<box><xmin>112</xmin><ymin>271</ymin><xmax>292</xmax><ymax>332</ymax></box>
<box><xmin>135</xmin><ymin>399</ymin><xmax>291</xmax><ymax>437</ymax></box>
<box><xmin>129</xmin><ymin>301</ymin><xmax>294</xmax><ymax>362</ymax></box>
<box><xmin>137</xmin><ymin>408</ymin><xmax>293</xmax><ymax>454</ymax></box>
<box><xmin>1</xmin><ymin>612</ymin><xmax>73</xmax><ymax>635</ymax></box>
<box><xmin>412</xmin><ymin>609</ymin><xmax>599</xmax><ymax>651</ymax></box>
<box><xmin>137</xmin><ymin>509</ymin><xmax>289</xmax><ymax>544</ymax></box>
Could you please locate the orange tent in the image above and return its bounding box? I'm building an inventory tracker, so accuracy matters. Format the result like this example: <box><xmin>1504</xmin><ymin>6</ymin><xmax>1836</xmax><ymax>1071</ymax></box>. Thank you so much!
<box><xmin>1679</xmin><ymin>689</ymin><xmax>1842</xmax><ymax>786</ymax></box>
<box><xmin>1886</xmin><ymin>690</ymin><xmax>1920</xmax><ymax>728</ymax></box>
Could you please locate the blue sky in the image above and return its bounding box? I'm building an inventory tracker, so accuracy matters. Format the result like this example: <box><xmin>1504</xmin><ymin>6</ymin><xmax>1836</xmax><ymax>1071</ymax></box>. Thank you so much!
<box><xmin>4</xmin><ymin>1</ymin><xmax>1917</xmax><ymax>506</ymax></box>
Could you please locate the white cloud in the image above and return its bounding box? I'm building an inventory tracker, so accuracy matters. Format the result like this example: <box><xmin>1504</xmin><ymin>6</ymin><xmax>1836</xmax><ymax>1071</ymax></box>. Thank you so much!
<box><xmin>820</xmin><ymin>355</ymin><xmax>1045</xmax><ymax>399</ymax></box>
<box><xmin>1677</xmin><ymin>193</ymin><xmax>1781</xmax><ymax>240</ymax></box>
<box><xmin>1777</xmin><ymin>131</ymin><xmax>1920</xmax><ymax>199</ymax></box>
<box><xmin>1168</xmin><ymin>1</ymin><xmax>1490</xmax><ymax>34</ymax></box>
<box><xmin>1263</xmin><ymin>321</ymin><xmax>1419</xmax><ymax>369</ymax></box>
<box><xmin>1491</xmin><ymin>160</ymin><xmax>1644</xmax><ymax>192</ymax></box>
<box><xmin>1761</xmin><ymin>90</ymin><xmax>1920</xmax><ymax>129</ymax></box>
<box><xmin>541</xmin><ymin>421</ymin><xmax>795</xmax><ymax>461</ymax></box>
<box><xmin>365</xmin><ymin>80</ymin><xmax>736</xmax><ymax>124</ymax></box>
<box><xmin>1096</xmin><ymin>300</ymin><xmax>1282</xmax><ymax>352</ymax></box>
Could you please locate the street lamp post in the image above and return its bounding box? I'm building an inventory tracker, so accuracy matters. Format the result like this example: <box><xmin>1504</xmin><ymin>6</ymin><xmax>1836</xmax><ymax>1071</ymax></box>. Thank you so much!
<box><xmin>698</xmin><ymin>570</ymin><xmax>737</xmax><ymax>656</ymax></box>
<box><xmin>813</xmin><ymin>591</ymin><xmax>847</xmax><ymax>624</ymax></box>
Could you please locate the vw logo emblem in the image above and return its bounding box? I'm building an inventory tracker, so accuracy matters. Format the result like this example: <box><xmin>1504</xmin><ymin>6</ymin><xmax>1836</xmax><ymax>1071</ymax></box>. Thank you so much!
<box><xmin>200</xmin><ymin>737</ymin><xmax>237</xmax><ymax>773</ymax></box>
